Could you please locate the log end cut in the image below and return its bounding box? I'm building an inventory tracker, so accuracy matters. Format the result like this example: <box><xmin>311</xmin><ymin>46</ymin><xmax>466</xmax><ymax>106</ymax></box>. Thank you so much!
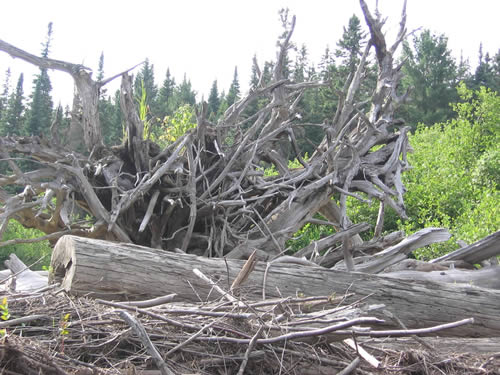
<box><xmin>50</xmin><ymin>235</ymin><xmax>77</xmax><ymax>292</ymax></box>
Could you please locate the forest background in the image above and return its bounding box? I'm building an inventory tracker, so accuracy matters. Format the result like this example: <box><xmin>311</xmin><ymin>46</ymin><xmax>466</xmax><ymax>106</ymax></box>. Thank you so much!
<box><xmin>0</xmin><ymin>12</ymin><xmax>498</xmax><ymax>268</ymax></box>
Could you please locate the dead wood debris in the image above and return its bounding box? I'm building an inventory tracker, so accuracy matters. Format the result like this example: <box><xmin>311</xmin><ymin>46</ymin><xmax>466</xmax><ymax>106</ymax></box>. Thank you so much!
<box><xmin>0</xmin><ymin>288</ymin><xmax>497</xmax><ymax>375</ymax></box>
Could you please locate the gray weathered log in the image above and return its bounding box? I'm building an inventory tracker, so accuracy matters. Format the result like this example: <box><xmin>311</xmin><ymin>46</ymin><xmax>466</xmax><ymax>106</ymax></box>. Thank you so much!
<box><xmin>430</xmin><ymin>230</ymin><xmax>500</xmax><ymax>265</ymax></box>
<box><xmin>333</xmin><ymin>227</ymin><xmax>451</xmax><ymax>273</ymax></box>
<box><xmin>50</xmin><ymin>235</ymin><xmax>500</xmax><ymax>337</ymax></box>
<box><xmin>2</xmin><ymin>254</ymin><xmax>47</xmax><ymax>291</ymax></box>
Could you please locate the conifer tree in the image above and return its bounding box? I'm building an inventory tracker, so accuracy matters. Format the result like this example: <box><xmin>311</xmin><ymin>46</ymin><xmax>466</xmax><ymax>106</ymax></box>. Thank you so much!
<box><xmin>96</xmin><ymin>52</ymin><xmax>105</xmax><ymax>83</ymax></box>
<box><xmin>25</xmin><ymin>22</ymin><xmax>54</xmax><ymax>137</ymax></box>
<box><xmin>1</xmin><ymin>73</ymin><xmax>25</xmax><ymax>136</ymax></box>
<box><xmin>400</xmin><ymin>30</ymin><xmax>458</xmax><ymax>127</ymax></box>
<box><xmin>473</xmin><ymin>45</ymin><xmax>500</xmax><ymax>92</ymax></box>
<box><xmin>157</xmin><ymin>68</ymin><xmax>176</xmax><ymax>119</ymax></box>
<box><xmin>225</xmin><ymin>67</ymin><xmax>240</xmax><ymax>107</ymax></box>
<box><xmin>207</xmin><ymin>79</ymin><xmax>220</xmax><ymax>120</ymax></box>
<box><xmin>335</xmin><ymin>15</ymin><xmax>365</xmax><ymax>76</ymax></box>
<box><xmin>175</xmin><ymin>74</ymin><xmax>196</xmax><ymax>107</ymax></box>
<box><xmin>0</xmin><ymin>68</ymin><xmax>11</xmax><ymax>123</ymax></box>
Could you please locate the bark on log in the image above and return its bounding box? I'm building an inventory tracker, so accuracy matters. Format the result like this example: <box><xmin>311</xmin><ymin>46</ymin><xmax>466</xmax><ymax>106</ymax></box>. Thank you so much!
<box><xmin>383</xmin><ymin>266</ymin><xmax>500</xmax><ymax>290</ymax></box>
<box><xmin>50</xmin><ymin>235</ymin><xmax>500</xmax><ymax>337</ymax></box>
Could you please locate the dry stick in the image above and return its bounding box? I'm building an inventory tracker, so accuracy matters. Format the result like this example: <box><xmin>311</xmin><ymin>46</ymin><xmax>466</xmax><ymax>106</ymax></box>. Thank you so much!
<box><xmin>230</xmin><ymin>250</ymin><xmax>258</xmax><ymax>293</ymax></box>
<box><xmin>196</xmin><ymin>317</ymin><xmax>384</xmax><ymax>345</ymax></box>
<box><xmin>165</xmin><ymin>320</ymin><xmax>218</xmax><ymax>358</ymax></box>
<box><xmin>118</xmin><ymin>310</ymin><xmax>174</xmax><ymax>375</ymax></box>
<box><xmin>373</xmin><ymin>199</ymin><xmax>385</xmax><ymax>238</ymax></box>
<box><xmin>138</xmin><ymin>189</ymin><xmax>160</xmax><ymax>233</ymax></box>
<box><xmin>192</xmin><ymin>268</ymin><xmax>238</xmax><ymax>304</ymax></box>
<box><xmin>343</xmin><ymin>338</ymin><xmax>380</xmax><ymax>368</ymax></box>
<box><xmin>333</xmin><ymin>318</ymin><xmax>474</xmax><ymax>337</ymax></box>
<box><xmin>237</xmin><ymin>326</ymin><xmax>264</xmax><ymax>375</ymax></box>
<box><xmin>337</xmin><ymin>357</ymin><xmax>361</xmax><ymax>375</ymax></box>
<box><xmin>117</xmin><ymin>294</ymin><xmax>177</xmax><ymax>308</ymax></box>
<box><xmin>383</xmin><ymin>309</ymin><xmax>434</xmax><ymax>351</ymax></box>
<box><xmin>0</xmin><ymin>314</ymin><xmax>47</xmax><ymax>328</ymax></box>
<box><xmin>97</xmin><ymin>299</ymin><xmax>200</xmax><ymax>331</ymax></box>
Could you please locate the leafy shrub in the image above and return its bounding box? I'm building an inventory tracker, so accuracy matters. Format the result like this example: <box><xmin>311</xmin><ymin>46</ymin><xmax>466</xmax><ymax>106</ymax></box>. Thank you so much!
<box><xmin>0</xmin><ymin>220</ymin><xmax>52</xmax><ymax>270</ymax></box>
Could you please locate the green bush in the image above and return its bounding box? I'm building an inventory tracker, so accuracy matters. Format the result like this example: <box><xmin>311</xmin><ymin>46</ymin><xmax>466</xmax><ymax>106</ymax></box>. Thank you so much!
<box><xmin>289</xmin><ymin>84</ymin><xmax>499</xmax><ymax>260</ymax></box>
<box><xmin>0</xmin><ymin>220</ymin><xmax>52</xmax><ymax>270</ymax></box>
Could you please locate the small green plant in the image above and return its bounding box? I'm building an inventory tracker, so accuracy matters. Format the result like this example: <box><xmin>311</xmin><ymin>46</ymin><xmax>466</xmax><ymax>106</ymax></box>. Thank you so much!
<box><xmin>59</xmin><ymin>313</ymin><xmax>70</xmax><ymax>336</ymax></box>
<box><xmin>0</xmin><ymin>297</ymin><xmax>10</xmax><ymax>337</ymax></box>
<box><xmin>58</xmin><ymin>313</ymin><xmax>71</xmax><ymax>353</ymax></box>
<box><xmin>137</xmin><ymin>80</ymin><xmax>152</xmax><ymax>140</ymax></box>
<box><xmin>0</xmin><ymin>297</ymin><xmax>10</xmax><ymax>321</ymax></box>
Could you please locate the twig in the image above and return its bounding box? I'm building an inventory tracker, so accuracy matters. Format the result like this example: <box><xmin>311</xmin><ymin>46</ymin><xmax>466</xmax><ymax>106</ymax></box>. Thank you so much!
<box><xmin>165</xmin><ymin>320</ymin><xmax>218</xmax><ymax>358</ymax></box>
<box><xmin>193</xmin><ymin>268</ymin><xmax>238</xmax><ymax>303</ymax></box>
<box><xmin>237</xmin><ymin>326</ymin><xmax>264</xmax><ymax>375</ymax></box>
<box><xmin>117</xmin><ymin>294</ymin><xmax>177</xmax><ymax>308</ymax></box>
<box><xmin>343</xmin><ymin>338</ymin><xmax>380</xmax><ymax>368</ymax></box>
<box><xmin>230</xmin><ymin>250</ymin><xmax>258</xmax><ymax>293</ymax></box>
<box><xmin>0</xmin><ymin>314</ymin><xmax>47</xmax><ymax>328</ymax></box>
<box><xmin>118</xmin><ymin>310</ymin><xmax>175</xmax><ymax>375</ymax></box>
<box><xmin>337</xmin><ymin>357</ymin><xmax>361</xmax><ymax>375</ymax></box>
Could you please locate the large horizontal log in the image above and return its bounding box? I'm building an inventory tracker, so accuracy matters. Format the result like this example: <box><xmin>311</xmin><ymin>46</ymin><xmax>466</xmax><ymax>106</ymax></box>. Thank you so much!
<box><xmin>50</xmin><ymin>235</ymin><xmax>500</xmax><ymax>337</ymax></box>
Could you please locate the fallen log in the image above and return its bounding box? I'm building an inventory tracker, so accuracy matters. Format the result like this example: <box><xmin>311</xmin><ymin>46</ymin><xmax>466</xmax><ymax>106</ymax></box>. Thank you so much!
<box><xmin>2</xmin><ymin>254</ymin><xmax>48</xmax><ymax>292</ymax></box>
<box><xmin>50</xmin><ymin>235</ymin><xmax>500</xmax><ymax>337</ymax></box>
<box><xmin>333</xmin><ymin>228</ymin><xmax>451</xmax><ymax>273</ymax></box>
<box><xmin>431</xmin><ymin>230</ymin><xmax>500</xmax><ymax>265</ymax></box>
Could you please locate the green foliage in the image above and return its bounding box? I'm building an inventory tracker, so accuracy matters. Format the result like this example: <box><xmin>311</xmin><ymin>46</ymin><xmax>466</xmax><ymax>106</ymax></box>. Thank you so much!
<box><xmin>286</xmin><ymin>219</ymin><xmax>335</xmax><ymax>253</ymax></box>
<box><xmin>0</xmin><ymin>73</ymin><xmax>25</xmax><ymax>136</ymax></box>
<box><xmin>153</xmin><ymin>104</ymin><xmax>196</xmax><ymax>146</ymax></box>
<box><xmin>400</xmin><ymin>84</ymin><xmax>499</xmax><ymax>258</ymax></box>
<box><xmin>400</xmin><ymin>29</ymin><xmax>458</xmax><ymax>128</ymax></box>
<box><xmin>25</xmin><ymin>22</ymin><xmax>54</xmax><ymax>137</ymax></box>
<box><xmin>0</xmin><ymin>297</ymin><xmax>10</xmax><ymax>321</ymax></box>
<box><xmin>59</xmin><ymin>313</ymin><xmax>70</xmax><ymax>336</ymax></box>
<box><xmin>0</xmin><ymin>220</ymin><xmax>52</xmax><ymax>270</ymax></box>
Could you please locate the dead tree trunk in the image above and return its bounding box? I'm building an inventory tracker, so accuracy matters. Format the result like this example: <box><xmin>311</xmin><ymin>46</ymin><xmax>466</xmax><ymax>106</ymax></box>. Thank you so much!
<box><xmin>50</xmin><ymin>235</ymin><xmax>500</xmax><ymax>338</ymax></box>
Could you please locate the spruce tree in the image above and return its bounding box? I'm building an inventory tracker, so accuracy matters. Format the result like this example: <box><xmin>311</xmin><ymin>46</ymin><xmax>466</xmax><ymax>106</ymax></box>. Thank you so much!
<box><xmin>400</xmin><ymin>30</ymin><xmax>458</xmax><ymax>127</ymax></box>
<box><xmin>225</xmin><ymin>67</ymin><xmax>241</xmax><ymax>108</ymax></box>
<box><xmin>175</xmin><ymin>74</ymin><xmax>196</xmax><ymax>106</ymax></box>
<box><xmin>157</xmin><ymin>68</ymin><xmax>176</xmax><ymax>119</ymax></box>
<box><xmin>207</xmin><ymin>80</ymin><xmax>220</xmax><ymax>120</ymax></box>
<box><xmin>335</xmin><ymin>15</ymin><xmax>365</xmax><ymax>76</ymax></box>
<box><xmin>1</xmin><ymin>73</ymin><xmax>25</xmax><ymax>136</ymax></box>
<box><xmin>25</xmin><ymin>22</ymin><xmax>54</xmax><ymax>137</ymax></box>
<box><xmin>0</xmin><ymin>68</ymin><xmax>11</xmax><ymax>123</ymax></box>
<box><xmin>473</xmin><ymin>45</ymin><xmax>500</xmax><ymax>92</ymax></box>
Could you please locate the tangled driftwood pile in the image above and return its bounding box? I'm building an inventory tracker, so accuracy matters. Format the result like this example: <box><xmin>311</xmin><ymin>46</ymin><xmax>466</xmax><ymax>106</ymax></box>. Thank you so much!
<box><xmin>1</xmin><ymin>282</ymin><xmax>499</xmax><ymax>375</ymax></box>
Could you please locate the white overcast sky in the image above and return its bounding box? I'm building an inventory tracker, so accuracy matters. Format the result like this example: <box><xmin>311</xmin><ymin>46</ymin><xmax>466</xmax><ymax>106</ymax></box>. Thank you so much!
<box><xmin>0</xmin><ymin>0</ymin><xmax>498</xmax><ymax>107</ymax></box>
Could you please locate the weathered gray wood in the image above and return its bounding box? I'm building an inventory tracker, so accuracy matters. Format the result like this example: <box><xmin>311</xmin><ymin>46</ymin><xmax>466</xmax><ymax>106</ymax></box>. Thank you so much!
<box><xmin>3</xmin><ymin>254</ymin><xmax>47</xmax><ymax>291</ymax></box>
<box><xmin>333</xmin><ymin>228</ymin><xmax>451</xmax><ymax>273</ymax></box>
<box><xmin>361</xmin><ymin>337</ymin><xmax>500</xmax><ymax>354</ymax></box>
<box><xmin>431</xmin><ymin>230</ymin><xmax>500</xmax><ymax>265</ymax></box>
<box><xmin>383</xmin><ymin>266</ymin><xmax>500</xmax><ymax>290</ymax></box>
<box><xmin>51</xmin><ymin>235</ymin><xmax>500</xmax><ymax>337</ymax></box>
